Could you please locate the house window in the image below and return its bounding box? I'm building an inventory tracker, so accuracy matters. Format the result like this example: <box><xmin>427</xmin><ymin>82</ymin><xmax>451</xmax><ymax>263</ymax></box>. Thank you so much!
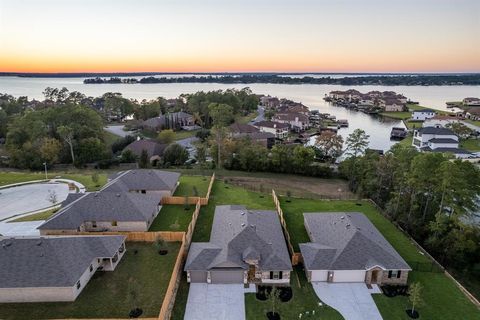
<box><xmin>270</xmin><ymin>271</ymin><xmax>283</xmax><ymax>280</ymax></box>
<box><xmin>89</xmin><ymin>264</ymin><xmax>93</xmax><ymax>272</ymax></box>
<box><xmin>92</xmin><ymin>221</ymin><xmax>97</xmax><ymax>228</ymax></box>
<box><xmin>388</xmin><ymin>270</ymin><xmax>401</xmax><ymax>278</ymax></box>
<box><xmin>76</xmin><ymin>281</ymin><xmax>81</xmax><ymax>290</ymax></box>
<box><xmin>141</xmin><ymin>190</ymin><xmax>146</xmax><ymax>194</ymax></box>
<box><xmin>111</xmin><ymin>221</ymin><xmax>117</xmax><ymax>226</ymax></box>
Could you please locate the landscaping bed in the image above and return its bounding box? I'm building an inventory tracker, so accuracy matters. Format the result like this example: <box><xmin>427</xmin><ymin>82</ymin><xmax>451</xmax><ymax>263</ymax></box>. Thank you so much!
<box><xmin>0</xmin><ymin>242</ymin><xmax>181</xmax><ymax>320</ymax></box>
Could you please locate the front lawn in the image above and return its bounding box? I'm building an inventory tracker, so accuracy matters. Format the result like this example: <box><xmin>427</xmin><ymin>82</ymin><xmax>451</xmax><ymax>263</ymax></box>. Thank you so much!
<box><xmin>149</xmin><ymin>205</ymin><xmax>195</xmax><ymax>231</ymax></box>
<box><xmin>245</xmin><ymin>266</ymin><xmax>343</xmax><ymax>320</ymax></box>
<box><xmin>9</xmin><ymin>208</ymin><xmax>58</xmax><ymax>222</ymax></box>
<box><xmin>0</xmin><ymin>242</ymin><xmax>181</xmax><ymax>320</ymax></box>
<box><xmin>174</xmin><ymin>175</ymin><xmax>211</xmax><ymax>197</ymax></box>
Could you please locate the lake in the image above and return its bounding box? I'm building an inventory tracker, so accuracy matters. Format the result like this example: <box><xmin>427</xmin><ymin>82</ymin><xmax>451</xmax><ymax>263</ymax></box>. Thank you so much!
<box><xmin>1</xmin><ymin>76</ymin><xmax>479</xmax><ymax>151</ymax></box>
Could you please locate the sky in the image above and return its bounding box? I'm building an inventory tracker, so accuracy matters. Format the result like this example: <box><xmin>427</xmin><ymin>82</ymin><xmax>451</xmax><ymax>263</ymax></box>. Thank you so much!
<box><xmin>0</xmin><ymin>0</ymin><xmax>479</xmax><ymax>73</ymax></box>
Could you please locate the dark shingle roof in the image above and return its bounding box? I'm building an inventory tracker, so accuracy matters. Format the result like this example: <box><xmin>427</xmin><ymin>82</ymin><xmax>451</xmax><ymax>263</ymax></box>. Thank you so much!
<box><xmin>103</xmin><ymin>169</ymin><xmax>180</xmax><ymax>193</ymax></box>
<box><xmin>428</xmin><ymin>138</ymin><xmax>458</xmax><ymax>144</ymax></box>
<box><xmin>185</xmin><ymin>205</ymin><xmax>292</xmax><ymax>272</ymax></box>
<box><xmin>229</xmin><ymin>123</ymin><xmax>259</xmax><ymax>134</ymax></box>
<box><xmin>299</xmin><ymin>213</ymin><xmax>410</xmax><ymax>271</ymax></box>
<box><xmin>413</xmin><ymin>109</ymin><xmax>436</xmax><ymax>113</ymax></box>
<box><xmin>124</xmin><ymin>140</ymin><xmax>167</xmax><ymax>158</ymax></box>
<box><xmin>253</xmin><ymin>121</ymin><xmax>289</xmax><ymax>129</ymax></box>
<box><xmin>38</xmin><ymin>191</ymin><xmax>160</xmax><ymax>230</ymax></box>
<box><xmin>417</xmin><ymin>127</ymin><xmax>455</xmax><ymax>135</ymax></box>
<box><xmin>0</xmin><ymin>236</ymin><xmax>125</xmax><ymax>288</ymax></box>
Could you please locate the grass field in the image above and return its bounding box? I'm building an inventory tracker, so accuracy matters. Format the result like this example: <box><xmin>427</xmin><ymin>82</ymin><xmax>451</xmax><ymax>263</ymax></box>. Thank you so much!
<box><xmin>236</xmin><ymin>111</ymin><xmax>258</xmax><ymax>124</ymax></box>
<box><xmin>465</xmin><ymin>119</ymin><xmax>480</xmax><ymax>127</ymax></box>
<box><xmin>380</xmin><ymin>111</ymin><xmax>412</xmax><ymax>120</ymax></box>
<box><xmin>174</xmin><ymin>175</ymin><xmax>211</xmax><ymax>197</ymax></box>
<box><xmin>0</xmin><ymin>242</ymin><xmax>181</xmax><ymax>320</ymax></box>
<box><xmin>149</xmin><ymin>205</ymin><xmax>195</xmax><ymax>231</ymax></box>
<box><xmin>0</xmin><ymin>171</ymin><xmax>108</xmax><ymax>191</ymax></box>
<box><xmin>460</xmin><ymin>138</ymin><xmax>480</xmax><ymax>152</ymax></box>
<box><xmin>9</xmin><ymin>208</ymin><xmax>58</xmax><ymax>222</ymax></box>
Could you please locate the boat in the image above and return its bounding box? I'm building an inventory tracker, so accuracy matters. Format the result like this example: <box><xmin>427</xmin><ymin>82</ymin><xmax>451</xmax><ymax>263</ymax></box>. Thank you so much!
<box><xmin>390</xmin><ymin>127</ymin><xmax>407</xmax><ymax>140</ymax></box>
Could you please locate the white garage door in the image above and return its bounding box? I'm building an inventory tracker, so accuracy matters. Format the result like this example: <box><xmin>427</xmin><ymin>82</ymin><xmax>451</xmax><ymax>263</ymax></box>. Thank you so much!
<box><xmin>311</xmin><ymin>270</ymin><xmax>328</xmax><ymax>281</ymax></box>
<box><xmin>189</xmin><ymin>271</ymin><xmax>207</xmax><ymax>283</ymax></box>
<box><xmin>211</xmin><ymin>269</ymin><xmax>244</xmax><ymax>284</ymax></box>
<box><xmin>332</xmin><ymin>270</ymin><xmax>366</xmax><ymax>282</ymax></box>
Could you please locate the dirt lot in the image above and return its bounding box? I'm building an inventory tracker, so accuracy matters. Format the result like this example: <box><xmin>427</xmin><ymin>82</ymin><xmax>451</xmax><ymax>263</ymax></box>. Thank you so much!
<box><xmin>223</xmin><ymin>175</ymin><xmax>355</xmax><ymax>199</ymax></box>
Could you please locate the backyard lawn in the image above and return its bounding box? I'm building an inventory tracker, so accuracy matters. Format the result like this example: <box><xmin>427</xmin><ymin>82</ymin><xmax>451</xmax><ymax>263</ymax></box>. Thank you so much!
<box><xmin>0</xmin><ymin>242</ymin><xmax>181</xmax><ymax>320</ymax></box>
<box><xmin>245</xmin><ymin>266</ymin><xmax>344</xmax><ymax>320</ymax></box>
<box><xmin>174</xmin><ymin>175</ymin><xmax>211</xmax><ymax>197</ymax></box>
<box><xmin>149</xmin><ymin>205</ymin><xmax>195</xmax><ymax>231</ymax></box>
<box><xmin>460</xmin><ymin>138</ymin><xmax>480</xmax><ymax>152</ymax></box>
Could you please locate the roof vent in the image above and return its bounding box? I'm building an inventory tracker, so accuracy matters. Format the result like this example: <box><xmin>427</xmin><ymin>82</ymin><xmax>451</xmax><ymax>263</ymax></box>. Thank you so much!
<box><xmin>241</xmin><ymin>212</ymin><xmax>245</xmax><ymax>215</ymax></box>
<box><xmin>346</xmin><ymin>224</ymin><xmax>351</xmax><ymax>229</ymax></box>
<box><xmin>94</xmin><ymin>192</ymin><xmax>99</xmax><ymax>197</ymax></box>
<box><xmin>340</xmin><ymin>216</ymin><xmax>345</xmax><ymax>219</ymax></box>
<box><xmin>116</xmin><ymin>193</ymin><xmax>121</xmax><ymax>197</ymax></box>
<box><xmin>241</xmin><ymin>223</ymin><xmax>246</xmax><ymax>227</ymax></box>
<box><xmin>36</xmin><ymin>241</ymin><xmax>42</xmax><ymax>246</ymax></box>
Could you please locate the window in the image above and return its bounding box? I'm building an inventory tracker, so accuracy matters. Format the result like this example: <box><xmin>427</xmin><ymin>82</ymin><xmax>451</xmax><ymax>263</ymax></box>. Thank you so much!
<box><xmin>141</xmin><ymin>190</ymin><xmax>146</xmax><ymax>194</ymax></box>
<box><xmin>270</xmin><ymin>271</ymin><xmax>282</xmax><ymax>280</ymax></box>
<box><xmin>92</xmin><ymin>221</ymin><xmax>97</xmax><ymax>228</ymax></box>
<box><xmin>111</xmin><ymin>221</ymin><xmax>117</xmax><ymax>227</ymax></box>
<box><xmin>89</xmin><ymin>264</ymin><xmax>93</xmax><ymax>272</ymax></box>
<box><xmin>388</xmin><ymin>270</ymin><xmax>400</xmax><ymax>278</ymax></box>
<box><xmin>76</xmin><ymin>281</ymin><xmax>81</xmax><ymax>290</ymax></box>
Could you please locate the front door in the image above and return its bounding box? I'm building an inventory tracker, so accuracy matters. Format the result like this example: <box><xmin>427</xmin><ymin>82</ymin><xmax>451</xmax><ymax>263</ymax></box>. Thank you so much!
<box><xmin>248</xmin><ymin>265</ymin><xmax>256</xmax><ymax>282</ymax></box>
<box><xmin>371</xmin><ymin>270</ymin><xmax>379</xmax><ymax>284</ymax></box>
<box><xmin>327</xmin><ymin>271</ymin><xmax>334</xmax><ymax>282</ymax></box>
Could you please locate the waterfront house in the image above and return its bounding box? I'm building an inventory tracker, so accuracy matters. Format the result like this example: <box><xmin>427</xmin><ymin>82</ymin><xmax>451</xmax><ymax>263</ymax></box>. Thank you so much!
<box><xmin>423</xmin><ymin>115</ymin><xmax>460</xmax><ymax>128</ymax></box>
<box><xmin>185</xmin><ymin>205</ymin><xmax>292</xmax><ymax>284</ymax></box>
<box><xmin>0</xmin><ymin>235</ymin><xmax>126</xmax><ymax>302</ymax></box>
<box><xmin>299</xmin><ymin>213</ymin><xmax>410</xmax><ymax>284</ymax></box>
<box><xmin>412</xmin><ymin>126</ymin><xmax>471</xmax><ymax>158</ymax></box>
<box><xmin>142</xmin><ymin>111</ymin><xmax>194</xmax><ymax>132</ymax></box>
<box><xmin>272</xmin><ymin>112</ymin><xmax>310</xmax><ymax>132</ymax></box>
<box><xmin>379</xmin><ymin>98</ymin><xmax>405</xmax><ymax>112</ymax></box>
<box><xmin>253</xmin><ymin>121</ymin><xmax>289</xmax><ymax>139</ymax></box>
<box><xmin>411</xmin><ymin>109</ymin><xmax>437</xmax><ymax>121</ymax></box>
<box><xmin>229</xmin><ymin>123</ymin><xmax>275</xmax><ymax>148</ymax></box>
<box><xmin>463</xmin><ymin>97</ymin><xmax>480</xmax><ymax>107</ymax></box>
<box><xmin>466</xmin><ymin>108</ymin><xmax>480</xmax><ymax>121</ymax></box>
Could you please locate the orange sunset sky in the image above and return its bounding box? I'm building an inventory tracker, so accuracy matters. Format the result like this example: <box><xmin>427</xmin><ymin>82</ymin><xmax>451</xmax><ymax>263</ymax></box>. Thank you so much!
<box><xmin>0</xmin><ymin>0</ymin><xmax>479</xmax><ymax>73</ymax></box>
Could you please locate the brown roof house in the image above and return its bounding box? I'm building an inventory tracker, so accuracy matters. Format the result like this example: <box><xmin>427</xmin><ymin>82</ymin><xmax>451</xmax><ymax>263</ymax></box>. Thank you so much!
<box><xmin>143</xmin><ymin>112</ymin><xmax>194</xmax><ymax>132</ymax></box>
<box><xmin>123</xmin><ymin>139</ymin><xmax>168</xmax><ymax>164</ymax></box>
<box><xmin>253</xmin><ymin>121</ymin><xmax>289</xmax><ymax>139</ymax></box>
<box><xmin>272</xmin><ymin>112</ymin><xmax>310</xmax><ymax>132</ymax></box>
<box><xmin>185</xmin><ymin>205</ymin><xmax>292</xmax><ymax>284</ymax></box>
<box><xmin>229</xmin><ymin>123</ymin><xmax>275</xmax><ymax>148</ymax></box>
<box><xmin>0</xmin><ymin>235</ymin><xmax>126</xmax><ymax>302</ymax></box>
<box><xmin>300</xmin><ymin>213</ymin><xmax>411</xmax><ymax>284</ymax></box>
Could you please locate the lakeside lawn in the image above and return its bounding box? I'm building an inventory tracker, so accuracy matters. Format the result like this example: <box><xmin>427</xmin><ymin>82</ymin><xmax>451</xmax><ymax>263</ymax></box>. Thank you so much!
<box><xmin>149</xmin><ymin>205</ymin><xmax>195</xmax><ymax>231</ymax></box>
<box><xmin>245</xmin><ymin>266</ymin><xmax>344</xmax><ymax>320</ymax></box>
<box><xmin>0</xmin><ymin>242</ymin><xmax>181</xmax><ymax>320</ymax></box>
<box><xmin>278</xmin><ymin>197</ymin><xmax>480</xmax><ymax>320</ymax></box>
<box><xmin>174</xmin><ymin>175</ymin><xmax>211</xmax><ymax>197</ymax></box>
<box><xmin>0</xmin><ymin>171</ymin><xmax>108</xmax><ymax>191</ymax></box>
<box><xmin>380</xmin><ymin>111</ymin><xmax>412</xmax><ymax>120</ymax></box>
<box><xmin>397</xmin><ymin>135</ymin><xmax>413</xmax><ymax>147</ymax></box>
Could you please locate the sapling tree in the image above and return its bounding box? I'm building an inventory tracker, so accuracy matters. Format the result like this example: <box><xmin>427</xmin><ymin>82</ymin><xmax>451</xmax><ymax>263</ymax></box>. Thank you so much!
<box><xmin>408</xmin><ymin>282</ymin><xmax>423</xmax><ymax>317</ymax></box>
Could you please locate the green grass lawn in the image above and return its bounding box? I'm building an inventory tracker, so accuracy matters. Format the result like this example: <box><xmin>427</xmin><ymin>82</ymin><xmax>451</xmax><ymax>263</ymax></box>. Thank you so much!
<box><xmin>465</xmin><ymin>119</ymin><xmax>480</xmax><ymax>127</ymax></box>
<box><xmin>245</xmin><ymin>266</ymin><xmax>343</xmax><ymax>320</ymax></box>
<box><xmin>8</xmin><ymin>208</ymin><xmax>58</xmax><ymax>222</ymax></box>
<box><xmin>0</xmin><ymin>171</ymin><xmax>108</xmax><ymax>191</ymax></box>
<box><xmin>380</xmin><ymin>112</ymin><xmax>411</xmax><ymax>120</ymax></box>
<box><xmin>460</xmin><ymin>138</ymin><xmax>480</xmax><ymax>152</ymax></box>
<box><xmin>278</xmin><ymin>197</ymin><xmax>480</xmax><ymax>320</ymax></box>
<box><xmin>236</xmin><ymin>111</ymin><xmax>258</xmax><ymax>124</ymax></box>
<box><xmin>103</xmin><ymin>130</ymin><xmax>121</xmax><ymax>147</ymax></box>
<box><xmin>170</xmin><ymin>274</ymin><xmax>190</xmax><ymax>320</ymax></box>
<box><xmin>149</xmin><ymin>205</ymin><xmax>195</xmax><ymax>231</ymax></box>
<box><xmin>174</xmin><ymin>175</ymin><xmax>211</xmax><ymax>197</ymax></box>
<box><xmin>0</xmin><ymin>242</ymin><xmax>181</xmax><ymax>320</ymax></box>
<box><xmin>396</xmin><ymin>135</ymin><xmax>413</xmax><ymax>148</ymax></box>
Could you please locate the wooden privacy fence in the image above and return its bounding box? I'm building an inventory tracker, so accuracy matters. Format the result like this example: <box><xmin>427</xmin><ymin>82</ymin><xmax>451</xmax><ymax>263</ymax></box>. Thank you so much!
<box><xmin>271</xmin><ymin>189</ymin><xmax>301</xmax><ymax>265</ymax></box>
<box><xmin>43</xmin><ymin>230</ymin><xmax>185</xmax><ymax>242</ymax></box>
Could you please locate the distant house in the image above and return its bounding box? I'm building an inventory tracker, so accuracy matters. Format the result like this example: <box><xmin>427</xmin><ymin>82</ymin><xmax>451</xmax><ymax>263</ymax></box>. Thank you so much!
<box><xmin>277</xmin><ymin>103</ymin><xmax>309</xmax><ymax>115</ymax></box>
<box><xmin>423</xmin><ymin>115</ymin><xmax>460</xmax><ymax>128</ymax></box>
<box><xmin>143</xmin><ymin>112</ymin><xmax>194</xmax><ymax>132</ymax></box>
<box><xmin>253</xmin><ymin>121</ymin><xmax>289</xmax><ymax>139</ymax></box>
<box><xmin>411</xmin><ymin>109</ymin><xmax>437</xmax><ymax>121</ymax></box>
<box><xmin>229</xmin><ymin>123</ymin><xmax>260</xmax><ymax>136</ymax></box>
<box><xmin>272</xmin><ymin>113</ymin><xmax>310</xmax><ymax>132</ymax></box>
<box><xmin>466</xmin><ymin>108</ymin><xmax>480</xmax><ymax>121</ymax></box>
<box><xmin>463</xmin><ymin>97</ymin><xmax>480</xmax><ymax>107</ymax></box>
<box><xmin>0</xmin><ymin>236</ymin><xmax>126</xmax><ymax>302</ymax></box>
<box><xmin>260</xmin><ymin>96</ymin><xmax>280</xmax><ymax>109</ymax></box>
<box><xmin>379</xmin><ymin>98</ymin><xmax>405</xmax><ymax>112</ymax></box>
<box><xmin>123</xmin><ymin>139</ymin><xmax>168</xmax><ymax>163</ymax></box>
<box><xmin>103</xmin><ymin>169</ymin><xmax>180</xmax><ymax>197</ymax></box>
<box><xmin>38</xmin><ymin>191</ymin><xmax>162</xmax><ymax>234</ymax></box>
<box><xmin>412</xmin><ymin>126</ymin><xmax>471</xmax><ymax>158</ymax></box>
<box><xmin>229</xmin><ymin>123</ymin><xmax>275</xmax><ymax>148</ymax></box>
<box><xmin>299</xmin><ymin>213</ymin><xmax>411</xmax><ymax>284</ymax></box>
<box><xmin>185</xmin><ymin>205</ymin><xmax>292</xmax><ymax>284</ymax></box>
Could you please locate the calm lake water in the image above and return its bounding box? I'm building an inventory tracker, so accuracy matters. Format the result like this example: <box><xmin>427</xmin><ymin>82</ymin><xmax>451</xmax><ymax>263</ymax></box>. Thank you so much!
<box><xmin>1</xmin><ymin>76</ymin><xmax>479</xmax><ymax>151</ymax></box>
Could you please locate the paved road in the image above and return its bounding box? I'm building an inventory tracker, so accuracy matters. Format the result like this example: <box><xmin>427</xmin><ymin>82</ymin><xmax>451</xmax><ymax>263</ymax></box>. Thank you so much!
<box><xmin>184</xmin><ymin>284</ymin><xmax>246</xmax><ymax>320</ymax></box>
<box><xmin>249</xmin><ymin>105</ymin><xmax>265</xmax><ymax>124</ymax></box>
<box><xmin>104</xmin><ymin>125</ymin><xmax>135</xmax><ymax>137</ymax></box>
<box><xmin>312</xmin><ymin>282</ymin><xmax>383</xmax><ymax>320</ymax></box>
<box><xmin>0</xmin><ymin>182</ymin><xmax>69</xmax><ymax>221</ymax></box>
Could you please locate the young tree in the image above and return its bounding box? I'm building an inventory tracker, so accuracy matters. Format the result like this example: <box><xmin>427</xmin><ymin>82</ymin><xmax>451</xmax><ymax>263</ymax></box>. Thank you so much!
<box><xmin>138</xmin><ymin>149</ymin><xmax>149</xmax><ymax>168</ymax></box>
<box><xmin>47</xmin><ymin>190</ymin><xmax>58</xmax><ymax>205</ymax></box>
<box><xmin>407</xmin><ymin>282</ymin><xmax>423</xmax><ymax>317</ymax></box>
<box><xmin>345</xmin><ymin>129</ymin><xmax>370</xmax><ymax>158</ymax></box>
<box><xmin>91</xmin><ymin>173</ymin><xmax>99</xmax><ymax>187</ymax></box>
<box><xmin>268</xmin><ymin>287</ymin><xmax>281</xmax><ymax>318</ymax></box>
<box><xmin>157</xmin><ymin>129</ymin><xmax>175</xmax><ymax>144</ymax></box>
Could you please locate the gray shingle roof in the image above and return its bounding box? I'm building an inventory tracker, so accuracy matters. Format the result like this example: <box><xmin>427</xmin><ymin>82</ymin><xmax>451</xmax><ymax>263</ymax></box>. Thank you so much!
<box><xmin>0</xmin><ymin>236</ymin><xmax>125</xmax><ymax>288</ymax></box>
<box><xmin>185</xmin><ymin>205</ymin><xmax>292</xmax><ymax>272</ymax></box>
<box><xmin>428</xmin><ymin>138</ymin><xmax>458</xmax><ymax>144</ymax></box>
<box><xmin>103</xmin><ymin>169</ymin><xmax>180</xmax><ymax>193</ymax></box>
<box><xmin>38</xmin><ymin>191</ymin><xmax>160</xmax><ymax>230</ymax></box>
<box><xmin>253</xmin><ymin>121</ymin><xmax>289</xmax><ymax>129</ymax></box>
<box><xmin>124</xmin><ymin>140</ymin><xmax>167</xmax><ymax>158</ymax></box>
<box><xmin>417</xmin><ymin>127</ymin><xmax>455</xmax><ymax>135</ymax></box>
<box><xmin>299</xmin><ymin>213</ymin><xmax>410</xmax><ymax>271</ymax></box>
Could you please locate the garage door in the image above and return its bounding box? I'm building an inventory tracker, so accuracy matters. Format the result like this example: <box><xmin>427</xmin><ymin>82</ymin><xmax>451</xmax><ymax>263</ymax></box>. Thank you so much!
<box><xmin>332</xmin><ymin>270</ymin><xmax>366</xmax><ymax>282</ymax></box>
<box><xmin>210</xmin><ymin>269</ymin><xmax>244</xmax><ymax>284</ymax></box>
<box><xmin>311</xmin><ymin>270</ymin><xmax>328</xmax><ymax>281</ymax></box>
<box><xmin>189</xmin><ymin>271</ymin><xmax>207</xmax><ymax>283</ymax></box>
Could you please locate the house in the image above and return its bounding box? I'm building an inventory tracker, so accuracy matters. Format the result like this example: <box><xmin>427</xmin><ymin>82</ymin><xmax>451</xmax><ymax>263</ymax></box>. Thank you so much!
<box><xmin>423</xmin><ymin>115</ymin><xmax>460</xmax><ymax>128</ymax></box>
<box><xmin>123</xmin><ymin>139</ymin><xmax>168</xmax><ymax>163</ymax></box>
<box><xmin>378</xmin><ymin>98</ymin><xmax>405</xmax><ymax>112</ymax></box>
<box><xmin>277</xmin><ymin>103</ymin><xmax>309</xmax><ymax>115</ymax></box>
<box><xmin>103</xmin><ymin>169</ymin><xmax>180</xmax><ymax>197</ymax></box>
<box><xmin>411</xmin><ymin>109</ymin><xmax>437</xmax><ymax>121</ymax></box>
<box><xmin>229</xmin><ymin>123</ymin><xmax>275</xmax><ymax>148</ymax></box>
<box><xmin>185</xmin><ymin>205</ymin><xmax>292</xmax><ymax>284</ymax></box>
<box><xmin>229</xmin><ymin>123</ymin><xmax>260</xmax><ymax>137</ymax></box>
<box><xmin>299</xmin><ymin>213</ymin><xmax>410</xmax><ymax>284</ymax></box>
<box><xmin>253</xmin><ymin>121</ymin><xmax>289</xmax><ymax>139</ymax></box>
<box><xmin>466</xmin><ymin>108</ymin><xmax>480</xmax><ymax>121</ymax></box>
<box><xmin>272</xmin><ymin>113</ymin><xmax>310</xmax><ymax>132</ymax></box>
<box><xmin>0</xmin><ymin>235</ymin><xmax>126</xmax><ymax>302</ymax></box>
<box><xmin>260</xmin><ymin>96</ymin><xmax>280</xmax><ymax>109</ymax></box>
<box><xmin>143</xmin><ymin>112</ymin><xmax>194</xmax><ymax>132</ymax></box>
<box><xmin>463</xmin><ymin>97</ymin><xmax>480</xmax><ymax>107</ymax></box>
<box><xmin>38</xmin><ymin>191</ymin><xmax>161</xmax><ymax>234</ymax></box>
<box><xmin>412</xmin><ymin>126</ymin><xmax>471</xmax><ymax>158</ymax></box>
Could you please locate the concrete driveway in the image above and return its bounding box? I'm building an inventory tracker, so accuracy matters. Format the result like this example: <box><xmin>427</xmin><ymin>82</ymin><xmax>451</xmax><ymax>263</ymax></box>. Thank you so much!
<box><xmin>312</xmin><ymin>282</ymin><xmax>383</xmax><ymax>320</ymax></box>
<box><xmin>0</xmin><ymin>221</ymin><xmax>43</xmax><ymax>236</ymax></box>
<box><xmin>184</xmin><ymin>284</ymin><xmax>246</xmax><ymax>320</ymax></box>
